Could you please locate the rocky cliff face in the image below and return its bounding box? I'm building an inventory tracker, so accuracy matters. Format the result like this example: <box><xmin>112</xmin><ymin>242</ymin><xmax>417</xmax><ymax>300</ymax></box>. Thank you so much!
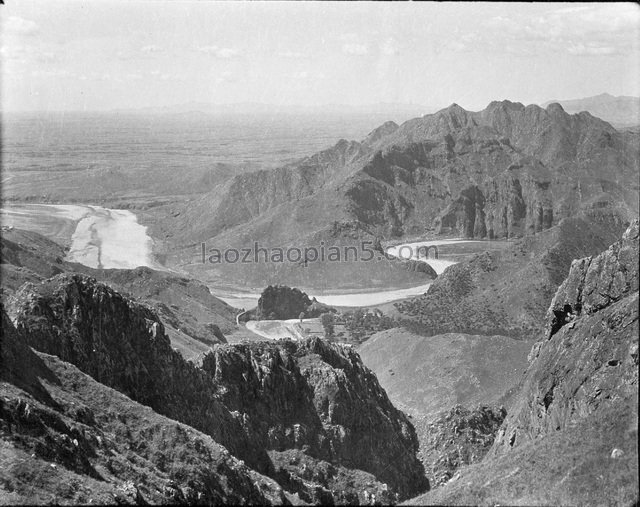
<box><xmin>415</xmin><ymin>405</ymin><xmax>507</xmax><ymax>488</ymax></box>
<box><xmin>406</xmin><ymin>219</ymin><xmax>639</xmax><ymax>506</ymax></box>
<box><xmin>202</xmin><ymin>338</ymin><xmax>428</xmax><ymax>499</ymax></box>
<box><xmin>5</xmin><ymin>273</ymin><xmax>428</xmax><ymax>502</ymax></box>
<box><xmin>6</xmin><ymin>274</ymin><xmax>260</xmax><ymax>472</ymax></box>
<box><xmin>364</xmin><ymin>101</ymin><xmax>637</xmax><ymax>238</ymax></box>
<box><xmin>0</xmin><ymin>308</ymin><xmax>288</xmax><ymax>505</ymax></box>
<box><xmin>492</xmin><ymin>219</ymin><xmax>638</xmax><ymax>453</ymax></box>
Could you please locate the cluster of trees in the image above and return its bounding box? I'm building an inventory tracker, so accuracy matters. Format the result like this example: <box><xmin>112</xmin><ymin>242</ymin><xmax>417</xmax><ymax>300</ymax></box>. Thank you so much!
<box><xmin>320</xmin><ymin>313</ymin><xmax>335</xmax><ymax>338</ymax></box>
<box><xmin>334</xmin><ymin>308</ymin><xmax>397</xmax><ymax>343</ymax></box>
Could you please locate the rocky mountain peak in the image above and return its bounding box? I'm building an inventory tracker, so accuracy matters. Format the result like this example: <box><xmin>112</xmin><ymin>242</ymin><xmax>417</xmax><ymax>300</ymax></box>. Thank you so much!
<box><xmin>545</xmin><ymin>102</ymin><xmax>566</xmax><ymax>114</ymax></box>
<box><xmin>486</xmin><ymin>99</ymin><xmax>526</xmax><ymax>112</ymax></box>
<box><xmin>438</xmin><ymin>102</ymin><xmax>472</xmax><ymax>125</ymax></box>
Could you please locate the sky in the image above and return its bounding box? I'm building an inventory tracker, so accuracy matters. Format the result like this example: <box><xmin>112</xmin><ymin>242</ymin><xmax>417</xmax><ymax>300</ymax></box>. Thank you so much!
<box><xmin>1</xmin><ymin>1</ymin><xmax>639</xmax><ymax>112</ymax></box>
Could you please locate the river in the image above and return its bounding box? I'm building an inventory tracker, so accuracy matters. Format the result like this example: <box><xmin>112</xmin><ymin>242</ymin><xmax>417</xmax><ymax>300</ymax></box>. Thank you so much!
<box><xmin>2</xmin><ymin>203</ymin><xmax>493</xmax><ymax>308</ymax></box>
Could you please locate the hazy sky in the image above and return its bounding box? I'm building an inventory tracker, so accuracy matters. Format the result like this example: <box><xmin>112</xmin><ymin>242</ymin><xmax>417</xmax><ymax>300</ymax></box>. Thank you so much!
<box><xmin>2</xmin><ymin>1</ymin><xmax>639</xmax><ymax>112</ymax></box>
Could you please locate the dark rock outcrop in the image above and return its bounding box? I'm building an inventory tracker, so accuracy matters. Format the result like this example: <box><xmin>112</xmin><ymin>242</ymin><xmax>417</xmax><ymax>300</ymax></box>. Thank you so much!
<box><xmin>201</xmin><ymin>337</ymin><xmax>429</xmax><ymax>499</ymax></box>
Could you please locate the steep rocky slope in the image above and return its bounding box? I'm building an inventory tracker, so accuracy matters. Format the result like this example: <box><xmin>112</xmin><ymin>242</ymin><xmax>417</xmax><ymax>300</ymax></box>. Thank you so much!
<box><xmin>202</xmin><ymin>338</ymin><xmax>428</xmax><ymax>501</ymax></box>
<box><xmin>164</xmin><ymin>101</ymin><xmax>638</xmax><ymax>289</ymax></box>
<box><xmin>394</xmin><ymin>213</ymin><xmax>625</xmax><ymax>338</ymax></box>
<box><xmin>0</xmin><ymin>228</ymin><xmax>68</xmax><ymax>294</ymax></box>
<box><xmin>493</xmin><ymin>219</ymin><xmax>639</xmax><ymax>454</ymax></box>
<box><xmin>1</xmin><ymin>309</ymin><xmax>288</xmax><ymax>505</ymax></box>
<box><xmin>412</xmin><ymin>405</ymin><xmax>507</xmax><ymax>488</ymax></box>
<box><xmin>408</xmin><ymin>220</ymin><xmax>639</xmax><ymax>506</ymax></box>
<box><xmin>6</xmin><ymin>274</ymin><xmax>260</xmax><ymax>472</ymax></box>
<box><xmin>351</xmin><ymin>101</ymin><xmax>638</xmax><ymax>239</ymax></box>
<box><xmin>4</xmin><ymin>274</ymin><xmax>428</xmax><ymax>502</ymax></box>
<box><xmin>175</xmin><ymin>139</ymin><xmax>370</xmax><ymax>242</ymax></box>
<box><xmin>89</xmin><ymin>267</ymin><xmax>237</xmax><ymax>358</ymax></box>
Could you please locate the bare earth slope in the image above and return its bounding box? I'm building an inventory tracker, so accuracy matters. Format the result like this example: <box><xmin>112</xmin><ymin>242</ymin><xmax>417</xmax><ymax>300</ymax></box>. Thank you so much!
<box><xmin>359</xmin><ymin>329</ymin><xmax>531</xmax><ymax>491</ymax></box>
<box><xmin>358</xmin><ymin>330</ymin><xmax>531</xmax><ymax>418</ymax></box>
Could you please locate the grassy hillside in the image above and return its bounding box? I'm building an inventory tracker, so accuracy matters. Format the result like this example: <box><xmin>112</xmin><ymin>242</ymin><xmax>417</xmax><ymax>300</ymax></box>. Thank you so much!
<box><xmin>359</xmin><ymin>329</ymin><xmax>531</xmax><ymax>418</ymax></box>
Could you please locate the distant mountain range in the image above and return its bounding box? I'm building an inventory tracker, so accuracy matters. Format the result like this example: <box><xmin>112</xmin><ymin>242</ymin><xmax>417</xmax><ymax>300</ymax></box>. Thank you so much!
<box><xmin>116</xmin><ymin>101</ymin><xmax>436</xmax><ymax>118</ymax></box>
<box><xmin>541</xmin><ymin>93</ymin><xmax>640</xmax><ymax>127</ymax></box>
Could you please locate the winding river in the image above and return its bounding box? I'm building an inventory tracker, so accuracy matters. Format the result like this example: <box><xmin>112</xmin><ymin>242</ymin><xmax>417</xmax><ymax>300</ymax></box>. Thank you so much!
<box><xmin>219</xmin><ymin>239</ymin><xmax>499</xmax><ymax>308</ymax></box>
<box><xmin>1</xmin><ymin>203</ymin><xmax>496</xmax><ymax>308</ymax></box>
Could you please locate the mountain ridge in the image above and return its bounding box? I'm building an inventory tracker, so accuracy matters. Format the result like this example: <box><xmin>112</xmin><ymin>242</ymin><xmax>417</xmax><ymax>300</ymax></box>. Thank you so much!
<box><xmin>160</xmin><ymin>99</ymin><xmax>639</xmax><ymax>289</ymax></box>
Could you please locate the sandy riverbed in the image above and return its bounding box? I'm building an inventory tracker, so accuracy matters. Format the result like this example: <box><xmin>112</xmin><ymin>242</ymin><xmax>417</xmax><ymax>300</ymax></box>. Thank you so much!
<box><xmin>1</xmin><ymin>203</ymin><xmax>162</xmax><ymax>270</ymax></box>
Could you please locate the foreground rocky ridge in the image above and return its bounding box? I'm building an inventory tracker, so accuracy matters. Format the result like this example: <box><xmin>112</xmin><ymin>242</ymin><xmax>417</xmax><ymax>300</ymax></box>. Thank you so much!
<box><xmin>6</xmin><ymin>274</ymin><xmax>260</xmax><ymax>472</ymax></box>
<box><xmin>1</xmin><ymin>309</ymin><xmax>288</xmax><ymax>505</ymax></box>
<box><xmin>408</xmin><ymin>220</ymin><xmax>639</xmax><ymax>505</ymax></box>
<box><xmin>3</xmin><ymin>273</ymin><xmax>427</xmax><ymax>503</ymax></box>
